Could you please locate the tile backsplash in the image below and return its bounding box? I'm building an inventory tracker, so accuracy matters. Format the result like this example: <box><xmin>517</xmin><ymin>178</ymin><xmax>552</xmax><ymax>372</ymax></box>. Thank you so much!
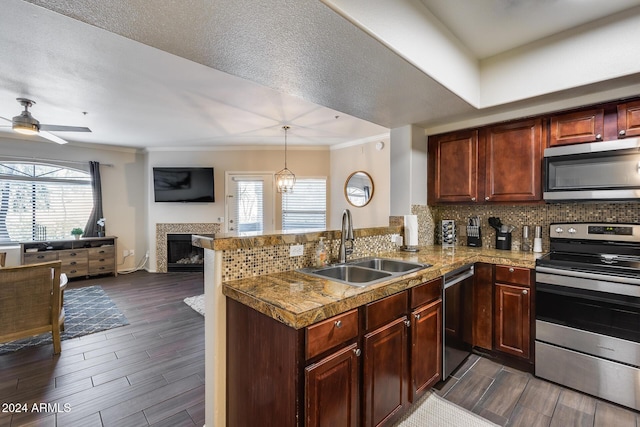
<box><xmin>429</xmin><ymin>202</ymin><xmax>640</xmax><ymax>251</ymax></box>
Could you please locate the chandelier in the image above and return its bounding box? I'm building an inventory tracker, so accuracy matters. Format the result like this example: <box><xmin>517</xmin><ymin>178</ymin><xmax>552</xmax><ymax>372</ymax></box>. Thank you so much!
<box><xmin>275</xmin><ymin>125</ymin><xmax>296</xmax><ymax>193</ymax></box>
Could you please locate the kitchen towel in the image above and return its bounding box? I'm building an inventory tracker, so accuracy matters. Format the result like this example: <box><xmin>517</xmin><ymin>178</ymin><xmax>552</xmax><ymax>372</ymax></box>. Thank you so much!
<box><xmin>404</xmin><ymin>215</ymin><xmax>419</xmax><ymax>247</ymax></box>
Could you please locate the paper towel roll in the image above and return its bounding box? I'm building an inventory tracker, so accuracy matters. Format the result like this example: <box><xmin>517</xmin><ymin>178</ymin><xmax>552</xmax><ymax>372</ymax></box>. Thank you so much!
<box><xmin>404</xmin><ymin>215</ymin><xmax>419</xmax><ymax>247</ymax></box>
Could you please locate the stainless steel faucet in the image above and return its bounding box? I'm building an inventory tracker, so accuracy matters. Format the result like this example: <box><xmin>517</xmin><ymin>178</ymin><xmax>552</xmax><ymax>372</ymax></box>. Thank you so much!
<box><xmin>339</xmin><ymin>209</ymin><xmax>354</xmax><ymax>263</ymax></box>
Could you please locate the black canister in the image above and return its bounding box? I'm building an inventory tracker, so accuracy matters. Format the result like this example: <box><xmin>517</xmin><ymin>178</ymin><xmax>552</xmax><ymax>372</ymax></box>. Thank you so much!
<box><xmin>495</xmin><ymin>231</ymin><xmax>512</xmax><ymax>250</ymax></box>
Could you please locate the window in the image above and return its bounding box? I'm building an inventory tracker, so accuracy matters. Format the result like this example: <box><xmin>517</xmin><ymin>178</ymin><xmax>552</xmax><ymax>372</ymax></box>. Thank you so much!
<box><xmin>282</xmin><ymin>178</ymin><xmax>327</xmax><ymax>231</ymax></box>
<box><xmin>0</xmin><ymin>162</ymin><xmax>93</xmax><ymax>242</ymax></box>
<box><xmin>235</xmin><ymin>179</ymin><xmax>264</xmax><ymax>233</ymax></box>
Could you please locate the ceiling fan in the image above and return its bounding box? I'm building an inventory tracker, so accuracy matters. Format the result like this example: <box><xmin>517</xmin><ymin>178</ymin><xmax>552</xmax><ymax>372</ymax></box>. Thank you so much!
<box><xmin>0</xmin><ymin>98</ymin><xmax>91</xmax><ymax>144</ymax></box>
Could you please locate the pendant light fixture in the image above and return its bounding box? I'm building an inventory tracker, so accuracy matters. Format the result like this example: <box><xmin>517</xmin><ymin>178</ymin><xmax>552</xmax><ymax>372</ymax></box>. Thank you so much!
<box><xmin>275</xmin><ymin>125</ymin><xmax>296</xmax><ymax>193</ymax></box>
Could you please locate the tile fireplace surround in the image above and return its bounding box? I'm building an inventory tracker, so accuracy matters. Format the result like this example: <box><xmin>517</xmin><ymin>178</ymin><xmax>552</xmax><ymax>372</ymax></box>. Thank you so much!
<box><xmin>156</xmin><ymin>223</ymin><xmax>221</xmax><ymax>272</ymax></box>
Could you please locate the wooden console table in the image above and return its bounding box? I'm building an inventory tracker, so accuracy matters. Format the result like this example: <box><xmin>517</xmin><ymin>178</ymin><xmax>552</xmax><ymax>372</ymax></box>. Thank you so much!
<box><xmin>20</xmin><ymin>237</ymin><xmax>118</xmax><ymax>279</ymax></box>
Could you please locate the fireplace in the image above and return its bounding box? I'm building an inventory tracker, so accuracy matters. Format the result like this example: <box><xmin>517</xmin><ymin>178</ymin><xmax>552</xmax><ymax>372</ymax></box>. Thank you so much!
<box><xmin>166</xmin><ymin>234</ymin><xmax>204</xmax><ymax>272</ymax></box>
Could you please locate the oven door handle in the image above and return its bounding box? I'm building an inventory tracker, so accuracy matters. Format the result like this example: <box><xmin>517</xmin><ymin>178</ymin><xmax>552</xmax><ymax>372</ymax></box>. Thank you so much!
<box><xmin>536</xmin><ymin>270</ymin><xmax>640</xmax><ymax>298</ymax></box>
<box><xmin>536</xmin><ymin>265</ymin><xmax>640</xmax><ymax>286</ymax></box>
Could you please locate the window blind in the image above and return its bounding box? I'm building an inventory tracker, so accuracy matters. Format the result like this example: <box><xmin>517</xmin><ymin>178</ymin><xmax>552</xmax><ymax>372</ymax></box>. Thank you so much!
<box><xmin>0</xmin><ymin>163</ymin><xmax>93</xmax><ymax>242</ymax></box>
<box><xmin>282</xmin><ymin>178</ymin><xmax>326</xmax><ymax>231</ymax></box>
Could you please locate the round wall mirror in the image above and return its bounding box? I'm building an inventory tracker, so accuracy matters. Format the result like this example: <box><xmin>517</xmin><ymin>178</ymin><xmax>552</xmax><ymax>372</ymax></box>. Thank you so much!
<box><xmin>345</xmin><ymin>171</ymin><xmax>374</xmax><ymax>207</ymax></box>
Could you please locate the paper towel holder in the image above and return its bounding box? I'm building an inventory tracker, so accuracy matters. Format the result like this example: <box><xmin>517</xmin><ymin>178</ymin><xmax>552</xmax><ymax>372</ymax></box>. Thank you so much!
<box><xmin>402</xmin><ymin>214</ymin><xmax>420</xmax><ymax>252</ymax></box>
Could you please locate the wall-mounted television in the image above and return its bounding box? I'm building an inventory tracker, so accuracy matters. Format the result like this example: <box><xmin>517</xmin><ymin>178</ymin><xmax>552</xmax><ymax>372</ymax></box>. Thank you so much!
<box><xmin>153</xmin><ymin>167</ymin><xmax>215</xmax><ymax>203</ymax></box>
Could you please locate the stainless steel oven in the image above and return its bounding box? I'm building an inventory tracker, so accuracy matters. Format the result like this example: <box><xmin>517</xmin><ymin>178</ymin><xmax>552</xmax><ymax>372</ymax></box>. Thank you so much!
<box><xmin>543</xmin><ymin>138</ymin><xmax>640</xmax><ymax>201</ymax></box>
<box><xmin>535</xmin><ymin>223</ymin><xmax>640</xmax><ymax>411</ymax></box>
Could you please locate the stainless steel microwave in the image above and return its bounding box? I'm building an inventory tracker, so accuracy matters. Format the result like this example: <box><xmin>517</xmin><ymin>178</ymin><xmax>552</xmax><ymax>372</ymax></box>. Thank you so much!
<box><xmin>544</xmin><ymin>138</ymin><xmax>640</xmax><ymax>201</ymax></box>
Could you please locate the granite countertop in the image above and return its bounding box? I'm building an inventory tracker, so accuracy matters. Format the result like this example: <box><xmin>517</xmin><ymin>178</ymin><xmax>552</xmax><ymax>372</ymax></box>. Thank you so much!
<box><xmin>222</xmin><ymin>245</ymin><xmax>542</xmax><ymax>329</ymax></box>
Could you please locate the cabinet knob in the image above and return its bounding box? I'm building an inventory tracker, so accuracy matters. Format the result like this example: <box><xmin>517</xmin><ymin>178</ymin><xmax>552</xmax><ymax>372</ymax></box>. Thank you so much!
<box><xmin>595</xmin><ymin>133</ymin><xmax>602</xmax><ymax>140</ymax></box>
<box><xmin>334</xmin><ymin>320</ymin><xmax>342</xmax><ymax>329</ymax></box>
<box><xmin>509</xmin><ymin>267</ymin><xmax>514</xmax><ymax>273</ymax></box>
<box><xmin>471</xmin><ymin>197</ymin><xmax>476</xmax><ymax>201</ymax></box>
<box><xmin>522</xmin><ymin>289</ymin><xmax>528</xmax><ymax>295</ymax></box>
<box><xmin>404</xmin><ymin>320</ymin><xmax>411</xmax><ymax>327</ymax></box>
<box><xmin>619</xmin><ymin>130</ymin><xmax>626</xmax><ymax>137</ymax></box>
<box><xmin>414</xmin><ymin>313</ymin><xmax>421</xmax><ymax>320</ymax></box>
<box><xmin>353</xmin><ymin>348</ymin><xmax>361</xmax><ymax>357</ymax></box>
<box><xmin>485</xmin><ymin>196</ymin><xmax>490</xmax><ymax>201</ymax></box>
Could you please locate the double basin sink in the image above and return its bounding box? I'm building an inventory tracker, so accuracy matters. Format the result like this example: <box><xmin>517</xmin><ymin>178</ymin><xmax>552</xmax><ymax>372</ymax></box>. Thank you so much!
<box><xmin>298</xmin><ymin>257</ymin><xmax>431</xmax><ymax>287</ymax></box>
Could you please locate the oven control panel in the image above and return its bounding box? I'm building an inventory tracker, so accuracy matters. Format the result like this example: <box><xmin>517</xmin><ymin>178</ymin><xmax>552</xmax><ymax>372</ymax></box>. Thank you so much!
<box><xmin>550</xmin><ymin>223</ymin><xmax>639</xmax><ymax>241</ymax></box>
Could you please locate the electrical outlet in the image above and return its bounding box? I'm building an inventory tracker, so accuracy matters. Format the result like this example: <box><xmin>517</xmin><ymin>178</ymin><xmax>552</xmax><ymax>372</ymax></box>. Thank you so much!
<box><xmin>123</xmin><ymin>249</ymin><xmax>130</xmax><ymax>257</ymax></box>
<box><xmin>130</xmin><ymin>250</ymin><xmax>135</xmax><ymax>256</ymax></box>
<box><xmin>289</xmin><ymin>244</ymin><xmax>304</xmax><ymax>257</ymax></box>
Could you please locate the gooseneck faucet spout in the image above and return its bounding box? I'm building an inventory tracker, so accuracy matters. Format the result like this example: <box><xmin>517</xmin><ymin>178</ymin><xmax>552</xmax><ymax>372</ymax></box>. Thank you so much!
<box><xmin>339</xmin><ymin>209</ymin><xmax>354</xmax><ymax>263</ymax></box>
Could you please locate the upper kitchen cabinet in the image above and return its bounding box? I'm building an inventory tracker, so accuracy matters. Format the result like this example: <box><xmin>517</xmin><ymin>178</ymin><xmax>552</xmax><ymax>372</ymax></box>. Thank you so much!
<box><xmin>618</xmin><ymin>100</ymin><xmax>640</xmax><ymax>138</ymax></box>
<box><xmin>482</xmin><ymin>118</ymin><xmax>544</xmax><ymax>203</ymax></box>
<box><xmin>428</xmin><ymin>119</ymin><xmax>544</xmax><ymax>205</ymax></box>
<box><xmin>549</xmin><ymin>108</ymin><xmax>604</xmax><ymax>146</ymax></box>
<box><xmin>428</xmin><ymin>130</ymin><xmax>479</xmax><ymax>204</ymax></box>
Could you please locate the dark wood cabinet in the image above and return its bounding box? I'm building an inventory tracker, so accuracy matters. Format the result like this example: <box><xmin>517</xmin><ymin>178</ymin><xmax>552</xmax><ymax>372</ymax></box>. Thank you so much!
<box><xmin>305</xmin><ymin>343</ymin><xmax>359</xmax><ymax>427</ymax></box>
<box><xmin>428</xmin><ymin>130</ymin><xmax>479</xmax><ymax>204</ymax></box>
<box><xmin>493</xmin><ymin>266</ymin><xmax>532</xmax><ymax>360</ymax></box>
<box><xmin>472</xmin><ymin>263</ymin><xmax>493</xmax><ymax>350</ymax></box>
<box><xmin>363</xmin><ymin>317</ymin><xmax>409</xmax><ymax>427</ymax></box>
<box><xmin>549</xmin><ymin>108</ymin><xmax>604</xmax><ymax>146</ymax></box>
<box><xmin>409</xmin><ymin>277</ymin><xmax>442</xmax><ymax>401</ymax></box>
<box><xmin>363</xmin><ymin>292</ymin><xmax>409</xmax><ymax>427</ymax></box>
<box><xmin>428</xmin><ymin>119</ymin><xmax>543</xmax><ymax>204</ymax></box>
<box><xmin>482</xmin><ymin>118</ymin><xmax>543</xmax><ymax>202</ymax></box>
<box><xmin>618</xmin><ymin>99</ymin><xmax>640</xmax><ymax>138</ymax></box>
<box><xmin>410</xmin><ymin>300</ymin><xmax>441</xmax><ymax>399</ymax></box>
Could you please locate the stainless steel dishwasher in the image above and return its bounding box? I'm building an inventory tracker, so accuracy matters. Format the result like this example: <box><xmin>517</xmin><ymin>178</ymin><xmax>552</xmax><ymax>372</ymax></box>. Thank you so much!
<box><xmin>443</xmin><ymin>264</ymin><xmax>474</xmax><ymax>379</ymax></box>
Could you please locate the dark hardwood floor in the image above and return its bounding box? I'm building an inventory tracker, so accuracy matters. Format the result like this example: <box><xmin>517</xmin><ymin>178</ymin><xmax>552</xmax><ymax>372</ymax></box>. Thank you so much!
<box><xmin>436</xmin><ymin>353</ymin><xmax>640</xmax><ymax>427</ymax></box>
<box><xmin>0</xmin><ymin>271</ymin><xmax>205</xmax><ymax>427</ymax></box>
<box><xmin>2</xmin><ymin>271</ymin><xmax>638</xmax><ymax>426</ymax></box>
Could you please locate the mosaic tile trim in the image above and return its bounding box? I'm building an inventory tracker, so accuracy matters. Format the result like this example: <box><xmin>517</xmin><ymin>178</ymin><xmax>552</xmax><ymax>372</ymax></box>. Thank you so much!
<box><xmin>156</xmin><ymin>223</ymin><xmax>220</xmax><ymax>272</ymax></box>
<box><xmin>220</xmin><ymin>232</ymin><xmax>399</xmax><ymax>282</ymax></box>
<box><xmin>430</xmin><ymin>201</ymin><xmax>640</xmax><ymax>252</ymax></box>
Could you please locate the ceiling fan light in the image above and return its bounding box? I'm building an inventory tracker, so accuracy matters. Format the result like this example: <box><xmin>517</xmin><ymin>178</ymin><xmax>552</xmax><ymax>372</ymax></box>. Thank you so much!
<box><xmin>12</xmin><ymin>122</ymin><xmax>39</xmax><ymax>135</ymax></box>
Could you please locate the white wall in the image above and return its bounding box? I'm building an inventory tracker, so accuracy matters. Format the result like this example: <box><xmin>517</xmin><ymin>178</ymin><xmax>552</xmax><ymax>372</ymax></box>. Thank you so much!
<box><xmin>146</xmin><ymin>147</ymin><xmax>330</xmax><ymax>270</ymax></box>
<box><xmin>329</xmin><ymin>137</ymin><xmax>390</xmax><ymax>229</ymax></box>
<box><xmin>0</xmin><ymin>136</ymin><xmax>146</xmax><ymax>270</ymax></box>
<box><xmin>390</xmin><ymin>125</ymin><xmax>427</xmax><ymax>216</ymax></box>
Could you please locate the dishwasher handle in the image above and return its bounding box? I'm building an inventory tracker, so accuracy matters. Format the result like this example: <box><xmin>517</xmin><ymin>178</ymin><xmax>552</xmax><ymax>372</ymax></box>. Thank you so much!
<box><xmin>444</xmin><ymin>266</ymin><xmax>474</xmax><ymax>289</ymax></box>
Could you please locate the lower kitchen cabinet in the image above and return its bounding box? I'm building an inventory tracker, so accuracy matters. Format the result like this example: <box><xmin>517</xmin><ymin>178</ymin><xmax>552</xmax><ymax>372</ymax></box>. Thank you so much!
<box><xmin>494</xmin><ymin>266</ymin><xmax>533</xmax><ymax>360</ymax></box>
<box><xmin>226</xmin><ymin>278</ymin><xmax>444</xmax><ymax>427</ymax></box>
<box><xmin>305</xmin><ymin>343</ymin><xmax>359</xmax><ymax>427</ymax></box>
<box><xmin>410</xmin><ymin>299</ymin><xmax>441</xmax><ymax>399</ymax></box>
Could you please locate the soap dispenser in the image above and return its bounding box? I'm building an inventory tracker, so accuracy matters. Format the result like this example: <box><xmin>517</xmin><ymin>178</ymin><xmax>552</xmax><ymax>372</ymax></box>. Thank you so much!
<box><xmin>315</xmin><ymin>237</ymin><xmax>328</xmax><ymax>267</ymax></box>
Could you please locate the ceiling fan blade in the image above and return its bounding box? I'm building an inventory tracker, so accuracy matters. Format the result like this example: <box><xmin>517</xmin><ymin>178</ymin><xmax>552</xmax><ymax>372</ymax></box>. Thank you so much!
<box><xmin>40</xmin><ymin>124</ymin><xmax>91</xmax><ymax>132</ymax></box>
<box><xmin>39</xmin><ymin>131</ymin><xmax>68</xmax><ymax>145</ymax></box>
<box><xmin>0</xmin><ymin>116</ymin><xmax>12</xmax><ymax>124</ymax></box>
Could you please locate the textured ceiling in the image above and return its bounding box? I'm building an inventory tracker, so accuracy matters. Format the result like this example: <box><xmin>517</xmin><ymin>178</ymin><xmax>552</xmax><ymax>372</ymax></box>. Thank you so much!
<box><xmin>1</xmin><ymin>0</ymin><xmax>640</xmax><ymax>149</ymax></box>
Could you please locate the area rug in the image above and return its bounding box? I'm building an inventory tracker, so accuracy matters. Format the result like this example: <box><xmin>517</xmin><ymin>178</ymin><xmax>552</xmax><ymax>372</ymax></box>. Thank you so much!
<box><xmin>184</xmin><ymin>294</ymin><xmax>205</xmax><ymax>316</ymax></box>
<box><xmin>395</xmin><ymin>391</ymin><xmax>498</xmax><ymax>427</ymax></box>
<box><xmin>0</xmin><ymin>285</ymin><xmax>129</xmax><ymax>355</ymax></box>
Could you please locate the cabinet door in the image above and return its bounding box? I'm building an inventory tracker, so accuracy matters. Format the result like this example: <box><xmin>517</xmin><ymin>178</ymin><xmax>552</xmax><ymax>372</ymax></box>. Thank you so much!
<box><xmin>483</xmin><ymin>119</ymin><xmax>543</xmax><ymax>202</ymax></box>
<box><xmin>617</xmin><ymin>100</ymin><xmax>640</xmax><ymax>138</ymax></box>
<box><xmin>410</xmin><ymin>300</ymin><xmax>441</xmax><ymax>401</ymax></box>
<box><xmin>429</xmin><ymin>130</ymin><xmax>479</xmax><ymax>204</ymax></box>
<box><xmin>494</xmin><ymin>283</ymin><xmax>530</xmax><ymax>359</ymax></box>
<box><xmin>305</xmin><ymin>343</ymin><xmax>359</xmax><ymax>427</ymax></box>
<box><xmin>363</xmin><ymin>317</ymin><xmax>409</xmax><ymax>427</ymax></box>
<box><xmin>549</xmin><ymin>108</ymin><xmax>604</xmax><ymax>146</ymax></box>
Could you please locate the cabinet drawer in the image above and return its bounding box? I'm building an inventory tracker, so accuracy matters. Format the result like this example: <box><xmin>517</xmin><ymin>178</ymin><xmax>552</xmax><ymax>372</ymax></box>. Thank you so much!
<box><xmin>89</xmin><ymin>258</ymin><xmax>115</xmax><ymax>274</ymax></box>
<box><xmin>365</xmin><ymin>291</ymin><xmax>408</xmax><ymax>332</ymax></box>
<box><xmin>63</xmin><ymin>261</ymin><xmax>89</xmax><ymax>277</ymax></box>
<box><xmin>306</xmin><ymin>309</ymin><xmax>359</xmax><ymax>360</ymax></box>
<box><xmin>495</xmin><ymin>265</ymin><xmax>531</xmax><ymax>286</ymax></box>
<box><xmin>410</xmin><ymin>278</ymin><xmax>442</xmax><ymax>309</ymax></box>
<box><xmin>59</xmin><ymin>249</ymin><xmax>87</xmax><ymax>262</ymax></box>
<box><xmin>23</xmin><ymin>252</ymin><xmax>58</xmax><ymax>264</ymax></box>
<box><xmin>89</xmin><ymin>246</ymin><xmax>115</xmax><ymax>260</ymax></box>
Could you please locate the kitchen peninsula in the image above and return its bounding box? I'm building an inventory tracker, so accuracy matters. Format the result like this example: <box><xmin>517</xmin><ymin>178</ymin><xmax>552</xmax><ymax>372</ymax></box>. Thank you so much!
<box><xmin>192</xmin><ymin>228</ymin><xmax>541</xmax><ymax>427</ymax></box>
